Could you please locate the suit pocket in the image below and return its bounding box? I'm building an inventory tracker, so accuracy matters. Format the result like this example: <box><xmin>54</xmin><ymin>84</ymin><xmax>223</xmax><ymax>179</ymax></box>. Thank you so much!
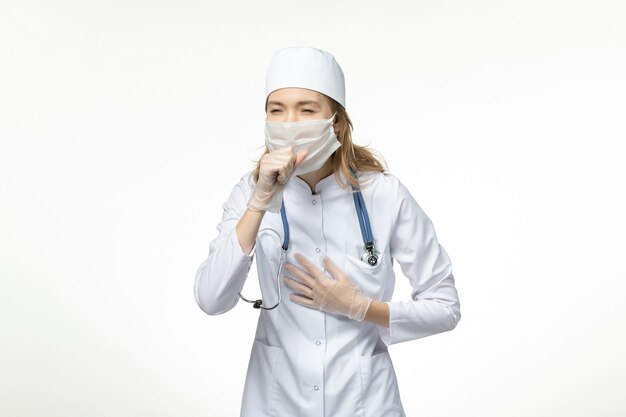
<box><xmin>240</xmin><ymin>339</ymin><xmax>285</xmax><ymax>417</ymax></box>
<box><xmin>359</xmin><ymin>351</ymin><xmax>405</xmax><ymax>417</ymax></box>
<box><xmin>344</xmin><ymin>241</ymin><xmax>389</xmax><ymax>300</ymax></box>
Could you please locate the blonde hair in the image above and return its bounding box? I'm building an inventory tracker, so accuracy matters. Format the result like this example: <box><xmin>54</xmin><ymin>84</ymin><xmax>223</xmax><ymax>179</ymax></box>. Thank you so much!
<box><xmin>252</xmin><ymin>95</ymin><xmax>388</xmax><ymax>193</ymax></box>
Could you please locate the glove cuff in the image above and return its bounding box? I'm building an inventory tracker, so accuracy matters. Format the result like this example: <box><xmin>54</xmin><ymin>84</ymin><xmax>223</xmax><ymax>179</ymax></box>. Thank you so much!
<box><xmin>350</xmin><ymin>294</ymin><xmax>374</xmax><ymax>322</ymax></box>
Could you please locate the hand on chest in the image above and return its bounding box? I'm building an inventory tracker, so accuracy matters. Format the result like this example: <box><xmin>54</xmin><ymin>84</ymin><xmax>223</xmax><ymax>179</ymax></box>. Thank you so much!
<box><xmin>255</xmin><ymin>194</ymin><xmax>391</xmax><ymax>303</ymax></box>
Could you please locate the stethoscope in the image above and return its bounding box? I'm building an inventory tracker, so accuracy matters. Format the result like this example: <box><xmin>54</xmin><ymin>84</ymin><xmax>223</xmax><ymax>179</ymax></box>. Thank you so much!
<box><xmin>238</xmin><ymin>168</ymin><xmax>380</xmax><ymax>310</ymax></box>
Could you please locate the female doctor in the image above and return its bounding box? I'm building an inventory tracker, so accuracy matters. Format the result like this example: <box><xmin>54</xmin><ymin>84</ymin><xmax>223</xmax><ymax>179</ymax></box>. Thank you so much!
<box><xmin>194</xmin><ymin>46</ymin><xmax>461</xmax><ymax>417</ymax></box>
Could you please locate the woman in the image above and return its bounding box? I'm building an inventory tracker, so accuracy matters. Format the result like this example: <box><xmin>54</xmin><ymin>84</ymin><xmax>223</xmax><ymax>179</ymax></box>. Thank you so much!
<box><xmin>194</xmin><ymin>46</ymin><xmax>461</xmax><ymax>417</ymax></box>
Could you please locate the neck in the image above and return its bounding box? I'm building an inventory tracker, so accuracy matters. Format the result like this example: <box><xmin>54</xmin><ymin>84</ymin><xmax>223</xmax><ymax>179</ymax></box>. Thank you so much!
<box><xmin>296</xmin><ymin>157</ymin><xmax>334</xmax><ymax>195</ymax></box>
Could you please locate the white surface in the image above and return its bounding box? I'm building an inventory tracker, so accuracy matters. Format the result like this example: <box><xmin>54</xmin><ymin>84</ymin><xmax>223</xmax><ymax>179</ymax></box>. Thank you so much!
<box><xmin>1</xmin><ymin>0</ymin><xmax>625</xmax><ymax>416</ymax></box>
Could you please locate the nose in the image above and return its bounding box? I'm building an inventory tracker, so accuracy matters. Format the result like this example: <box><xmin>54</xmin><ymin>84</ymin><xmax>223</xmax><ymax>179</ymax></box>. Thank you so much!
<box><xmin>285</xmin><ymin>111</ymin><xmax>299</xmax><ymax>123</ymax></box>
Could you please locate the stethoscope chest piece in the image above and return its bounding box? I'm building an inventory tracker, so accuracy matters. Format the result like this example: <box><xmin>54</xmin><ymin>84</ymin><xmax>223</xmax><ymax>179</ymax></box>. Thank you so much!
<box><xmin>361</xmin><ymin>250</ymin><xmax>380</xmax><ymax>266</ymax></box>
<box><xmin>360</xmin><ymin>242</ymin><xmax>381</xmax><ymax>266</ymax></box>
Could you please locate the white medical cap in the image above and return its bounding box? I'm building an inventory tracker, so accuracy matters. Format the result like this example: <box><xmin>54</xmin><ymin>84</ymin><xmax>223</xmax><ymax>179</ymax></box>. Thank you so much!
<box><xmin>264</xmin><ymin>46</ymin><xmax>346</xmax><ymax>110</ymax></box>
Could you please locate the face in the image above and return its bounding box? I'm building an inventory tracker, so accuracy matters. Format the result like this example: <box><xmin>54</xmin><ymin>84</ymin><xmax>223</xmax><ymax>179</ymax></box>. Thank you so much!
<box><xmin>266</xmin><ymin>87</ymin><xmax>339</xmax><ymax>135</ymax></box>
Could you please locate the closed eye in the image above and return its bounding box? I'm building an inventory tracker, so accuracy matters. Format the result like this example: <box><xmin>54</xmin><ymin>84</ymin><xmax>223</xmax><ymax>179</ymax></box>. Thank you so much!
<box><xmin>270</xmin><ymin>109</ymin><xmax>315</xmax><ymax>113</ymax></box>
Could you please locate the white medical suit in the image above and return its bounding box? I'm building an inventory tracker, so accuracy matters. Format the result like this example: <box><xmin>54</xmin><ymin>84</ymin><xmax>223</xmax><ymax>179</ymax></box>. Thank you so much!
<box><xmin>194</xmin><ymin>169</ymin><xmax>461</xmax><ymax>417</ymax></box>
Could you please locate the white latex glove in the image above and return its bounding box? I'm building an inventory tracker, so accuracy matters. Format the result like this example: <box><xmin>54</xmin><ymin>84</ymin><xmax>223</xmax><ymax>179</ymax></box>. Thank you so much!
<box><xmin>283</xmin><ymin>253</ymin><xmax>374</xmax><ymax>321</ymax></box>
<box><xmin>247</xmin><ymin>146</ymin><xmax>307</xmax><ymax>213</ymax></box>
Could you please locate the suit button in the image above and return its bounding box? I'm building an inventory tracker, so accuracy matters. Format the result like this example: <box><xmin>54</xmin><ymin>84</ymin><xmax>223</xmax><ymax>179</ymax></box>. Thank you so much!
<box><xmin>314</xmin><ymin>385</ymin><xmax>319</xmax><ymax>391</ymax></box>
<box><xmin>312</xmin><ymin>200</ymin><xmax>317</xmax><ymax>205</ymax></box>
<box><xmin>315</xmin><ymin>248</ymin><xmax>321</xmax><ymax>253</ymax></box>
<box><xmin>315</xmin><ymin>340</ymin><xmax>321</xmax><ymax>346</ymax></box>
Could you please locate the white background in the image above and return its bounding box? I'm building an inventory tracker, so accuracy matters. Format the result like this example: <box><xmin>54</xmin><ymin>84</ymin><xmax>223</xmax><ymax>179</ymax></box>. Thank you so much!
<box><xmin>1</xmin><ymin>1</ymin><xmax>625</xmax><ymax>416</ymax></box>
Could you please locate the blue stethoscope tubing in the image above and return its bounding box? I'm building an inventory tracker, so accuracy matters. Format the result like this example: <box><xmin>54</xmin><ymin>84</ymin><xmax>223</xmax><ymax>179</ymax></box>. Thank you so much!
<box><xmin>239</xmin><ymin>170</ymin><xmax>379</xmax><ymax>310</ymax></box>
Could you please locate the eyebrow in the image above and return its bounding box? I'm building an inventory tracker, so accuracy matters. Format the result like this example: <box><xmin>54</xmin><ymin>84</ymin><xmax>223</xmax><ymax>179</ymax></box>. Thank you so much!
<box><xmin>267</xmin><ymin>100</ymin><xmax>321</xmax><ymax>107</ymax></box>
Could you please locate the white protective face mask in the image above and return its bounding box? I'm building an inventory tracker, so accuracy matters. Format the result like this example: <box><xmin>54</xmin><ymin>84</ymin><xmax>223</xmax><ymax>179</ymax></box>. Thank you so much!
<box><xmin>264</xmin><ymin>112</ymin><xmax>341</xmax><ymax>175</ymax></box>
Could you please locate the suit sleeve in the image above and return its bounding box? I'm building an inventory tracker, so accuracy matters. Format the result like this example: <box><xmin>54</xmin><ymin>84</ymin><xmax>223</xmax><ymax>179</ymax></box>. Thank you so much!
<box><xmin>377</xmin><ymin>178</ymin><xmax>461</xmax><ymax>346</ymax></box>
<box><xmin>194</xmin><ymin>172</ymin><xmax>257</xmax><ymax>315</ymax></box>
